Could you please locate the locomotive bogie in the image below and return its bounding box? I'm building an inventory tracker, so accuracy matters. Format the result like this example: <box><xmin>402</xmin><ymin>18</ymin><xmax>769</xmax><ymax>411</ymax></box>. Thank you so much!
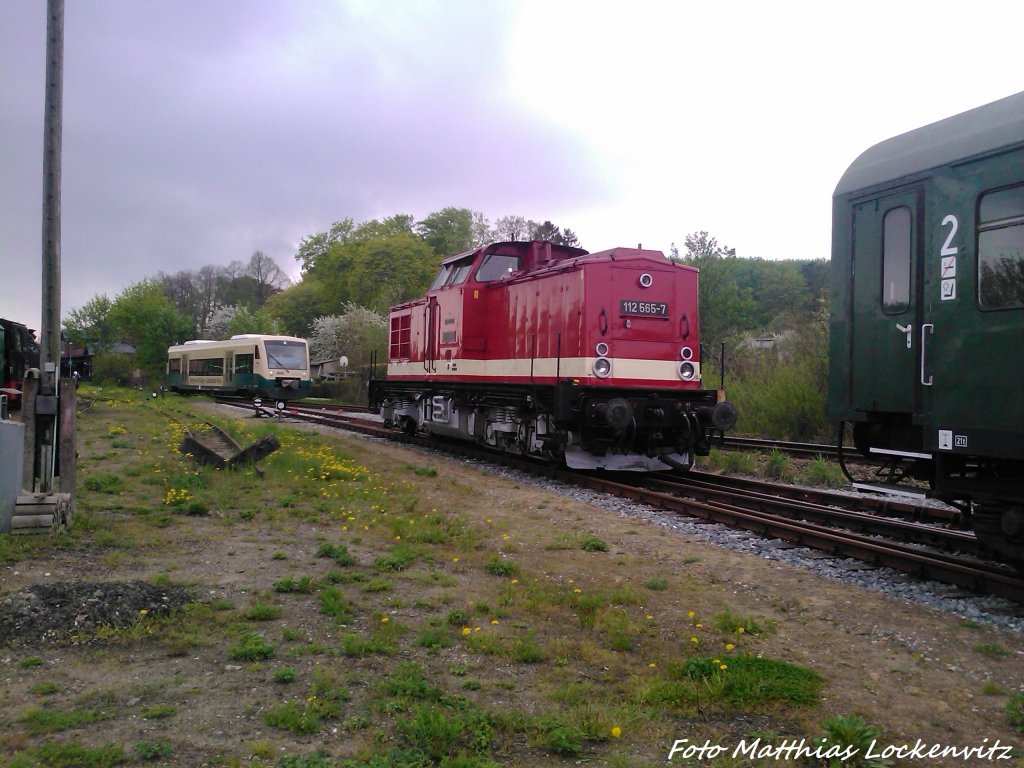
<box><xmin>371</xmin><ymin>241</ymin><xmax>735</xmax><ymax>472</ymax></box>
<box><xmin>828</xmin><ymin>90</ymin><xmax>1024</xmax><ymax>566</ymax></box>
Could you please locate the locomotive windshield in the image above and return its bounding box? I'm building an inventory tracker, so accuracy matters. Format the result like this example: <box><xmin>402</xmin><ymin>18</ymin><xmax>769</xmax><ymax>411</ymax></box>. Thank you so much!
<box><xmin>429</xmin><ymin>255</ymin><xmax>475</xmax><ymax>290</ymax></box>
<box><xmin>264</xmin><ymin>340</ymin><xmax>308</xmax><ymax>370</ymax></box>
<box><xmin>476</xmin><ymin>254</ymin><xmax>521</xmax><ymax>281</ymax></box>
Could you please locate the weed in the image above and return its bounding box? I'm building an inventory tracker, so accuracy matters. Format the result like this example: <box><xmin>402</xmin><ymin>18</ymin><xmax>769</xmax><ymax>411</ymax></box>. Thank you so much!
<box><xmin>264</xmin><ymin>700</ymin><xmax>322</xmax><ymax>734</ymax></box>
<box><xmin>141</xmin><ymin>703</ymin><xmax>176</xmax><ymax>719</ymax></box>
<box><xmin>29</xmin><ymin>681</ymin><xmax>59</xmax><ymax>695</ymax></box>
<box><xmin>416</xmin><ymin>625</ymin><xmax>454</xmax><ymax>652</ymax></box>
<box><xmin>764</xmin><ymin>448</ymin><xmax>794</xmax><ymax>481</ymax></box>
<box><xmin>643</xmin><ymin>577</ymin><xmax>668</xmax><ymax>591</ymax></box>
<box><xmin>20</xmin><ymin>657</ymin><xmax>43</xmax><ymax>668</ymax></box>
<box><xmin>318</xmin><ymin>586</ymin><xmax>352</xmax><ymax>623</ymax></box>
<box><xmin>801</xmin><ymin>455</ymin><xmax>846</xmax><ymax>487</ymax></box>
<box><xmin>579</xmin><ymin>535</ymin><xmax>609</xmax><ymax>552</ymax></box>
<box><xmin>1008</xmin><ymin>692</ymin><xmax>1024</xmax><ymax>733</ymax></box>
<box><xmin>83</xmin><ymin>474</ymin><xmax>124</xmax><ymax>494</ymax></box>
<box><xmin>814</xmin><ymin>713</ymin><xmax>890</xmax><ymax>768</ymax></box>
<box><xmin>712</xmin><ymin>607</ymin><xmax>770</xmax><ymax>636</ymax></box>
<box><xmin>273</xmin><ymin>575</ymin><xmax>317</xmax><ymax>593</ymax></box>
<box><xmin>35</xmin><ymin>741</ymin><xmax>125</xmax><ymax>767</ymax></box>
<box><xmin>973</xmin><ymin>642</ymin><xmax>1010</xmax><ymax>658</ymax></box>
<box><xmin>485</xmin><ymin>557</ymin><xmax>518</xmax><ymax>577</ymax></box>
<box><xmin>229</xmin><ymin>633</ymin><xmax>275</xmax><ymax>661</ymax></box>
<box><xmin>135</xmin><ymin>740</ymin><xmax>174</xmax><ymax>760</ymax></box>
<box><xmin>245</xmin><ymin>603</ymin><xmax>283</xmax><ymax>621</ymax></box>
<box><xmin>374</xmin><ymin>543</ymin><xmax>418</xmax><ymax>572</ymax></box>
<box><xmin>21</xmin><ymin>706</ymin><xmax>113</xmax><ymax>734</ymax></box>
<box><xmin>539</xmin><ymin>717</ymin><xmax>585</xmax><ymax>756</ymax></box>
<box><xmin>317</xmin><ymin>541</ymin><xmax>357</xmax><ymax>567</ymax></box>
<box><xmin>274</xmin><ymin>667</ymin><xmax>297</xmax><ymax>684</ymax></box>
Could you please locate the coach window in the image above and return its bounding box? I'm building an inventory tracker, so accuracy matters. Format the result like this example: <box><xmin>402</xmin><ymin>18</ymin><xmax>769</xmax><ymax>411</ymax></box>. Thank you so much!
<box><xmin>978</xmin><ymin>185</ymin><xmax>1024</xmax><ymax>309</ymax></box>
<box><xmin>882</xmin><ymin>206</ymin><xmax>911</xmax><ymax>314</ymax></box>
<box><xmin>475</xmin><ymin>253</ymin><xmax>521</xmax><ymax>282</ymax></box>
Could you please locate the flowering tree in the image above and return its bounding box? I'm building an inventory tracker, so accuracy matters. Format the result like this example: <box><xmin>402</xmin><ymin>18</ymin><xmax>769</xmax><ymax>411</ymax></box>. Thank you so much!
<box><xmin>308</xmin><ymin>303</ymin><xmax>387</xmax><ymax>368</ymax></box>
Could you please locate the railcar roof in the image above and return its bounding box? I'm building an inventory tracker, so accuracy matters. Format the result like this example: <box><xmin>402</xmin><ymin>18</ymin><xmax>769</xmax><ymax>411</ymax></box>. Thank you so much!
<box><xmin>834</xmin><ymin>90</ymin><xmax>1024</xmax><ymax>198</ymax></box>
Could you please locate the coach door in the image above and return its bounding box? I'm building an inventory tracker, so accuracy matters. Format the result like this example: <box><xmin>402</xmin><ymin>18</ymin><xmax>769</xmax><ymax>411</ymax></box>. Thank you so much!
<box><xmin>850</xmin><ymin>190</ymin><xmax>922</xmax><ymax>415</ymax></box>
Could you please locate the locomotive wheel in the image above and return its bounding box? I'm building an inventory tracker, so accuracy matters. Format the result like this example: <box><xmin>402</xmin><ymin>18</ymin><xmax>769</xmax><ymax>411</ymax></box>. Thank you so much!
<box><xmin>973</xmin><ymin>503</ymin><xmax>1024</xmax><ymax>573</ymax></box>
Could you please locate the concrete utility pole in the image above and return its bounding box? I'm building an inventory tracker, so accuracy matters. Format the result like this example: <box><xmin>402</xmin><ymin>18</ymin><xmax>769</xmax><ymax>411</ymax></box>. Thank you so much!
<box><xmin>37</xmin><ymin>0</ymin><xmax>64</xmax><ymax>493</ymax></box>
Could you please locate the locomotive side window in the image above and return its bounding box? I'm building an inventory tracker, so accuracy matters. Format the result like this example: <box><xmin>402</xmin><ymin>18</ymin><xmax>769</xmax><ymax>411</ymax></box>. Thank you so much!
<box><xmin>978</xmin><ymin>185</ymin><xmax>1024</xmax><ymax>310</ymax></box>
<box><xmin>475</xmin><ymin>254</ymin><xmax>521</xmax><ymax>282</ymax></box>
<box><xmin>882</xmin><ymin>206</ymin><xmax>911</xmax><ymax>314</ymax></box>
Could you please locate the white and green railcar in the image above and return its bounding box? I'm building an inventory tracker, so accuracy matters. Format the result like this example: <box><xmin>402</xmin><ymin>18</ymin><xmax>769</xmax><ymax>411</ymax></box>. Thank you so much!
<box><xmin>167</xmin><ymin>334</ymin><xmax>310</xmax><ymax>401</ymax></box>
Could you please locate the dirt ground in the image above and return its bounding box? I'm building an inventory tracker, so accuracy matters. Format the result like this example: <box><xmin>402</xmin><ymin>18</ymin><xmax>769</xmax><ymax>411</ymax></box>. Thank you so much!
<box><xmin>1</xmin><ymin>399</ymin><xmax>1023</xmax><ymax>767</ymax></box>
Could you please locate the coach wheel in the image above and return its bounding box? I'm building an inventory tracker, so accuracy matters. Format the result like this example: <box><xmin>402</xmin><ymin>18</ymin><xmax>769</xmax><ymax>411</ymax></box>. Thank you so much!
<box><xmin>973</xmin><ymin>503</ymin><xmax>1024</xmax><ymax>572</ymax></box>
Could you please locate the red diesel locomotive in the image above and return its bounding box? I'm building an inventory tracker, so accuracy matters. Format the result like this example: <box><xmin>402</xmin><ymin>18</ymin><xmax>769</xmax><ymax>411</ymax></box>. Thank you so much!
<box><xmin>368</xmin><ymin>240</ymin><xmax>737</xmax><ymax>471</ymax></box>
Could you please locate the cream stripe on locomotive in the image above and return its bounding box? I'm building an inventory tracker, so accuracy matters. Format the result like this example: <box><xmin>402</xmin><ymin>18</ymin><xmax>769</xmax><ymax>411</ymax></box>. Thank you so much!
<box><xmin>386</xmin><ymin>357</ymin><xmax>700</xmax><ymax>383</ymax></box>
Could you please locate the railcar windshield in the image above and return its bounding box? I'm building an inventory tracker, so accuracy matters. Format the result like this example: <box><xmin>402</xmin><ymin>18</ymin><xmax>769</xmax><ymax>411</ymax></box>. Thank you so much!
<box><xmin>263</xmin><ymin>340</ymin><xmax>308</xmax><ymax>370</ymax></box>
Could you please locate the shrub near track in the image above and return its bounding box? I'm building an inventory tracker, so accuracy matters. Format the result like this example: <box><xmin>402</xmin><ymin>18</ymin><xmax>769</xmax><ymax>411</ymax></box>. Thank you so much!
<box><xmin>5</xmin><ymin>385</ymin><xmax>1017</xmax><ymax>767</ymax></box>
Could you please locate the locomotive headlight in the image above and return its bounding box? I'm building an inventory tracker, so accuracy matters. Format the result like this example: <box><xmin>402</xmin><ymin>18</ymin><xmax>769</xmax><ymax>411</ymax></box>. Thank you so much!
<box><xmin>678</xmin><ymin>362</ymin><xmax>696</xmax><ymax>380</ymax></box>
<box><xmin>680</xmin><ymin>346</ymin><xmax>693</xmax><ymax>361</ymax></box>
<box><xmin>595</xmin><ymin>342</ymin><xmax>609</xmax><ymax>357</ymax></box>
<box><xmin>638</xmin><ymin>273</ymin><xmax>653</xmax><ymax>288</ymax></box>
<box><xmin>593</xmin><ymin>357</ymin><xmax>612</xmax><ymax>378</ymax></box>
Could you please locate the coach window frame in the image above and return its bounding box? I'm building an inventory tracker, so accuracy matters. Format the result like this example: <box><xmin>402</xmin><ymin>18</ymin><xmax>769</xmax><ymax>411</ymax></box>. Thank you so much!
<box><xmin>881</xmin><ymin>205</ymin><xmax>912</xmax><ymax>315</ymax></box>
<box><xmin>977</xmin><ymin>183</ymin><xmax>1024</xmax><ymax>311</ymax></box>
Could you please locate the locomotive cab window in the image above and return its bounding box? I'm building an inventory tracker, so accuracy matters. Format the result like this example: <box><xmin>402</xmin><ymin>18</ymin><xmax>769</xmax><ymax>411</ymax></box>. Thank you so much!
<box><xmin>475</xmin><ymin>253</ymin><xmax>521</xmax><ymax>282</ymax></box>
<box><xmin>882</xmin><ymin>206</ymin><xmax>912</xmax><ymax>314</ymax></box>
<box><xmin>978</xmin><ymin>185</ymin><xmax>1024</xmax><ymax>310</ymax></box>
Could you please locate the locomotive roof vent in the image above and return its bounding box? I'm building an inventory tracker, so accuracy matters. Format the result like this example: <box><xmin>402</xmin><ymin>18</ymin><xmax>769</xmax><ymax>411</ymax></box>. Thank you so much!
<box><xmin>639</xmin><ymin>273</ymin><xmax>653</xmax><ymax>288</ymax></box>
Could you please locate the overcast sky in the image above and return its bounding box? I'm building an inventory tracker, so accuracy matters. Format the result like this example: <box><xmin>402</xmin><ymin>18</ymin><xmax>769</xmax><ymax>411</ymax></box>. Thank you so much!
<box><xmin>2</xmin><ymin>1</ymin><xmax>1022</xmax><ymax>330</ymax></box>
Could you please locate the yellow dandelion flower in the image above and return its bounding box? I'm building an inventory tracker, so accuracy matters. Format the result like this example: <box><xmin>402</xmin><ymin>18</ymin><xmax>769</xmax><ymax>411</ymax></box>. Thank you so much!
<box><xmin>381</xmin><ymin>616</ymin><xmax>390</xmax><ymax>623</ymax></box>
<box><xmin>720</xmin><ymin>664</ymin><xmax>728</xmax><ymax>670</ymax></box>
<box><xmin>690</xmin><ymin>637</ymin><xmax>699</xmax><ymax>644</ymax></box>
<box><xmin>648</xmin><ymin>662</ymin><xmax>656</xmax><ymax>668</ymax></box>
<box><xmin>737</xmin><ymin>626</ymin><xmax>745</xmax><ymax>633</ymax></box>
<box><xmin>611</xmin><ymin>726</ymin><xmax>622</xmax><ymax>738</ymax></box>
<box><xmin>491</xmin><ymin>619</ymin><xmax>499</xmax><ymax>625</ymax></box>
<box><xmin>573</xmin><ymin>588</ymin><xmax>581</xmax><ymax>593</ymax></box>
<box><xmin>511</xmin><ymin>579</ymin><xmax>518</xmax><ymax>584</ymax></box>
<box><xmin>725</xmin><ymin>643</ymin><xmax>735</xmax><ymax>651</ymax></box>
<box><xmin>139</xmin><ymin>609</ymin><xmax>148</xmax><ymax>615</ymax></box>
<box><xmin>687</xmin><ymin>610</ymin><xmax>695</xmax><ymax>618</ymax></box>
<box><xmin>461</xmin><ymin>627</ymin><xmax>471</xmax><ymax>636</ymax></box>
<box><xmin>695</xmin><ymin>623</ymin><xmax>703</xmax><ymax>628</ymax></box>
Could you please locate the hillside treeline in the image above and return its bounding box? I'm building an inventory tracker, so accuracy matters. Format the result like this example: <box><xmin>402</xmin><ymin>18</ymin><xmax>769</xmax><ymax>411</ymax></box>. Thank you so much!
<box><xmin>63</xmin><ymin>207</ymin><xmax>830</xmax><ymax>439</ymax></box>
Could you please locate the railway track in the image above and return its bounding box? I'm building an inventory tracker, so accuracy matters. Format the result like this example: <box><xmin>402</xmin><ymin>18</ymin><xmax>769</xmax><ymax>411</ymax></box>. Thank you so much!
<box><xmin>216</xmin><ymin>399</ymin><xmax>1024</xmax><ymax>604</ymax></box>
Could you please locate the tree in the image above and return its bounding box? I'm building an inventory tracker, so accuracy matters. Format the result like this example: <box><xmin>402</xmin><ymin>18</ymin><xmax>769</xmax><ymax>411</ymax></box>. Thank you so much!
<box><xmin>246</xmin><ymin>250</ymin><xmax>291</xmax><ymax>304</ymax></box>
<box><xmin>308</xmin><ymin>303</ymin><xmax>387</xmax><ymax>367</ymax></box>
<box><xmin>206</xmin><ymin>304</ymin><xmax>284</xmax><ymax>340</ymax></box>
<box><xmin>107</xmin><ymin>281</ymin><xmax>191</xmax><ymax>376</ymax></box>
<box><xmin>416</xmin><ymin>207</ymin><xmax>481</xmax><ymax>256</ymax></box>
<box><xmin>63</xmin><ymin>294</ymin><xmax>117</xmax><ymax>354</ymax></box>
<box><xmin>264</xmin><ymin>279</ymin><xmax>331</xmax><ymax>338</ymax></box>
<box><xmin>677</xmin><ymin>231</ymin><xmax>754</xmax><ymax>349</ymax></box>
<box><xmin>493</xmin><ymin>215</ymin><xmax>528</xmax><ymax>241</ymax></box>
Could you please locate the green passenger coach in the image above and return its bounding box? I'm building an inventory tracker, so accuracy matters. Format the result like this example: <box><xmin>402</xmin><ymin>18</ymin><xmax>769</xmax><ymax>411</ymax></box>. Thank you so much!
<box><xmin>828</xmin><ymin>91</ymin><xmax>1024</xmax><ymax>568</ymax></box>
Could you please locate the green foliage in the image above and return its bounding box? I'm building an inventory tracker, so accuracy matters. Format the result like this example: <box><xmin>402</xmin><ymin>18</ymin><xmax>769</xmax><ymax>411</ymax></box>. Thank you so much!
<box><xmin>539</xmin><ymin>717</ymin><xmax>585</xmax><ymax>756</ymax></box>
<box><xmin>63</xmin><ymin>294</ymin><xmax>117</xmax><ymax>354</ymax></box>
<box><xmin>245</xmin><ymin>603</ymin><xmax>283</xmax><ymax>621</ymax></box>
<box><xmin>107</xmin><ymin>280</ymin><xmax>191</xmax><ymax>377</ymax></box>
<box><xmin>416</xmin><ymin>206</ymin><xmax>483</xmax><ymax>256</ymax></box>
<box><xmin>814</xmin><ymin>713</ymin><xmax>892</xmax><ymax>767</ymax></box>
<box><xmin>643</xmin><ymin>577</ymin><xmax>668</xmax><ymax>591</ymax></box>
<box><xmin>579</xmin><ymin>535</ymin><xmax>609</xmax><ymax>552</ymax></box>
<box><xmin>229</xmin><ymin>632</ymin><xmax>275</xmax><ymax>660</ymax></box>
<box><xmin>21</xmin><ymin>706</ymin><xmax>112</xmax><ymax>734</ymax></box>
<box><xmin>34</xmin><ymin>741</ymin><xmax>125</xmax><ymax>768</ymax></box>
<box><xmin>1007</xmin><ymin>692</ymin><xmax>1024</xmax><ymax>732</ymax></box>
<box><xmin>485</xmin><ymin>558</ymin><xmax>518</xmax><ymax>577</ymax></box>
<box><xmin>134</xmin><ymin>740</ymin><xmax>173</xmax><ymax>760</ymax></box>
<box><xmin>317</xmin><ymin>541</ymin><xmax>357</xmax><ymax>567</ymax></box>
<box><xmin>674</xmin><ymin>231</ymin><xmax>753</xmax><ymax>348</ymax></box>
<box><xmin>318</xmin><ymin>586</ymin><xmax>352</xmax><ymax>623</ymax></box>
<box><xmin>800</xmin><ymin>456</ymin><xmax>846</xmax><ymax>488</ymax></box>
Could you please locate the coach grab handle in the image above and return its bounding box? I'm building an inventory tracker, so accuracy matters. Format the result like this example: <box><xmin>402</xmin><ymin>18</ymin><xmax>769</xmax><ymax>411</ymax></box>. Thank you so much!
<box><xmin>920</xmin><ymin>324</ymin><xmax>934</xmax><ymax>386</ymax></box>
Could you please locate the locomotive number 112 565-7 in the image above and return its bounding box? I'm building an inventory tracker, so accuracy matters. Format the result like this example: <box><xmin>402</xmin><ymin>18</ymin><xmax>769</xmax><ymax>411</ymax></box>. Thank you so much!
<box><xmin>620</xmin><ymin>299</ymin><xmax>668</xmax><ymax>317</ymax></box>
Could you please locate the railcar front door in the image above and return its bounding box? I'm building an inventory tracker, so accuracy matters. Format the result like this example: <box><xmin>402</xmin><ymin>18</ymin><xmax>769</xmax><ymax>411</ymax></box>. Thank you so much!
<box><xmin>850</xmin><ymin>190</ymin><xmax>922</xmax><ymax>416</ymax></box>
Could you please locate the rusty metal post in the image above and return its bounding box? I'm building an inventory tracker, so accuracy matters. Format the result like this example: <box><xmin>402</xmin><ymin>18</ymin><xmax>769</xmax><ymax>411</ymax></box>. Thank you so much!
<box><xmin>58</xmin><ymin>377</ymin><xmax>76</xmax><ymax>518</ymax></box>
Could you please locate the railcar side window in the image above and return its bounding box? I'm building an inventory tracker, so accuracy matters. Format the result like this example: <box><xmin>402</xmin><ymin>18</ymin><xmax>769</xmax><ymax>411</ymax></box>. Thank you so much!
<box><xmin>475</xmin><ymin>254</ymin><xmax>521</xmax><ymax>282</ymax></box>
<box><xmin>168</xmin><ymin>358</ymin><xmax>181</xmax><ymax>375</ymax></box>
<box><xmin>978</xmin><ymin>185</ymin><xmax>1024</xmax><ymax>310</ymax></box>
<box><xmin>188</xmin><ymin>357</ymin><xmax>223</xmax><ymax>376</ymax></box>
<box><xmin>882</xmin><ymin>206</ymin><xmax>911</xmax><ymax>314</ymax></box>
<box><xmin>235</xmin><ymin>354</ymin><xmax>254</xmax><ymax>374</ymax></box>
